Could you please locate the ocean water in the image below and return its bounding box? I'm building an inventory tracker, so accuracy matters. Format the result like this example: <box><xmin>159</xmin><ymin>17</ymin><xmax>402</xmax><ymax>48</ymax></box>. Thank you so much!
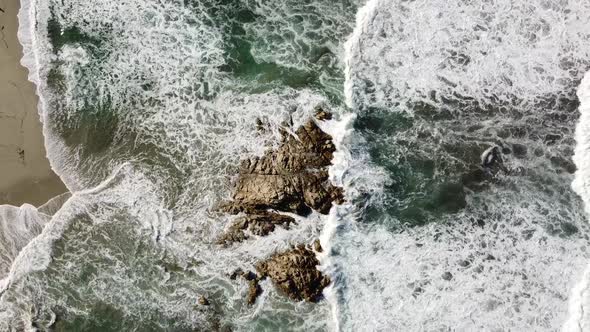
<box><xmin>2</xmin><ymin>0</ymin><xmax>590</xmax><ymax>330</ymax></box>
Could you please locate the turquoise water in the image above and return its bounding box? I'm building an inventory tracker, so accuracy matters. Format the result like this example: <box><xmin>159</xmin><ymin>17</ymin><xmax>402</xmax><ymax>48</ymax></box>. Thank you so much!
<box><xmin>3</xmin><ymin>0</ymin><xmax>590</xmax><ymax>330</ymax></box>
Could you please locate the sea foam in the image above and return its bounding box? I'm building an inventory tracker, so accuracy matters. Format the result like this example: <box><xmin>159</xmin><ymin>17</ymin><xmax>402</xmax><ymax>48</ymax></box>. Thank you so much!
<box><xmin>563</xmin><ymin>72</ymin><xmax>590</xmax><ymax>332</ymax></box>
<box><xmin>339</xmin><ymin>0</ymin><xmax>590</xmax><ymax>330</ymax></box>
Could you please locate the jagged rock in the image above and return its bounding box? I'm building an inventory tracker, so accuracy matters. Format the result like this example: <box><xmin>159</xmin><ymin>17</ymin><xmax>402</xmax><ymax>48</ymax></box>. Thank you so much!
<box><xmin>221</xmin><ymin>110</ymin><xmax>344</xmax><ymax>218</ymax></box>
<box><xmin>217</xmin><ymin>212</ymin><xmax>295</xmax><ymax>246</ymax></box>
<box><xmin>255</xmin><ymin>244</ymin><xmax>330</xmax><ymax>302</ymax></box>
<box><xmin>313</xmin><ymin>239</ymin><xmax>323</xmax><ymax>253</ymax></box>
<box><xmin>246</xmin><ymin>279</ymin><xmax>263</xmax><ymax>306</ymax></box>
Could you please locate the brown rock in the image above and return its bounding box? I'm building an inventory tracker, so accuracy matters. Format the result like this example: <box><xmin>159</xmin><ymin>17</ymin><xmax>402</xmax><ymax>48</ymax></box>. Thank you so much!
<box><xmin>246</xmin><ymin>279</ymin><xmax>263</xmax><ymax>306</ymax></box>
<box><xmin>219</xmin><ymin>110</ymin><xmax>340</xmax><ymax>305</ymax></box>
<box><xmin>198</xmin><ymin>296</ymin><xmax>210</xmax><ymax>306</ymax></box>
<box><xmin>314</xmin><ymin>107</ymin><xmax>333</xmax><ymax>121</ymax></box>
<box><xmin>256</xmin><ymin>245</ymin><xmax>331</xmax><ymax>302</ymax></box>
<box><xmin>313</xmin><ymin>239</ymin><xmax>323</xmax><ymax>253</ymax></box>
<box><xmin>220</xmin><ymin>109</ymin><xmax>344</xmax><ymax>219</ymax></box>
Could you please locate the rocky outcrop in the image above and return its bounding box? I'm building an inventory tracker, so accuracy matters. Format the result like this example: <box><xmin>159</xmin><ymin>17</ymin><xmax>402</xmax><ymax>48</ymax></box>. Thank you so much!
<box><xmin>218</xmin><ymin>109</ymin><xmax>343</xmax><ymax>244</ymax></box>
<box><xmin>229</xmin><ymin>242</ymin><xmax>330</xmax><ymax>305</ymax></box>
<box><xmin>246</xmin><ymin>279</ymin><xmax>263</xmax><ymax>306</ymax></box>
<box><xmin>255</xmin><ymin>244</ymin><xmax>330</xmax><ymax>303</ymax></box>
<box><xmin>220</xmin><ymin>109</ymin><xmax>343</xmax><ymax>218</ymax></box>
<box><xmin>221</xmin><ymin>109</ymin><xmax>339</xmax><ymax>305</ymax></box>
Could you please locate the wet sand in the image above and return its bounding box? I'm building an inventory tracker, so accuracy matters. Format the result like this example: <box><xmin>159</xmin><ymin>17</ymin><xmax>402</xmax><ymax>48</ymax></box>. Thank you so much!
<box><xmin>0</xmin><ymin>0</ymin><xmax>66</xmax><ymax>206</ymax></box>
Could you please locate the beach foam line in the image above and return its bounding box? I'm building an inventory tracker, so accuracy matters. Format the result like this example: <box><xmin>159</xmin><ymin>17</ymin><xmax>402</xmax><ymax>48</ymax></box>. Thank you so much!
<box><xmin>564</xmin><ymin>71</ymin><xmax>590</xmax><ymax>332</ymax></box>
<box><xmin>16</xmin><ymin>0</ymin><xmax>79</xmax><ymax>191</ymax></box>
<box><xmin>0</xmin><ymin>162</ymin><xmax>129</xmax><ymax>297</ymax></box>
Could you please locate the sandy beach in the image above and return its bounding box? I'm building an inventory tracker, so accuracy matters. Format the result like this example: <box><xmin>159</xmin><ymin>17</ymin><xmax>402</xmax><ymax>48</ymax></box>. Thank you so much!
<box><xmin>0</xmin><ymin>0</ymin><xmax>66</xmax><ymax>206</ymax></box>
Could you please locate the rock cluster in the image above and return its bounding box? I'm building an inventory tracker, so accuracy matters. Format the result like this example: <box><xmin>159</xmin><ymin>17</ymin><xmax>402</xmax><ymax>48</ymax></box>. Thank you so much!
<box><xmin>220</xmin><ymin>109</ymin><xmax>340</xmax><ymax>305</ymax></box>
<box><xmin>230</xmin><ymin>242</ymin><xmax>329</xmax><ymax>305</ymax></box>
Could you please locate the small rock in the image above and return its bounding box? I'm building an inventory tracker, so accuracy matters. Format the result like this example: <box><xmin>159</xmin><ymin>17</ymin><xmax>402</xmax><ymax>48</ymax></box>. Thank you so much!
<box><xmin>243</xmin><ymin>270</ymin><xmax>257</xmax><ymax>281</ymax></box>
<box><xmin>442</xmin><ymin>272</ymin><xmax>453</xmax><ymax>281</ymax></box>
<box><xmin>314</xmin><ymin>107</ymin><xmax>332</xmax><ymax>121</ymax></box>
<box><xmin>198</xmin><ymin>296</ymin><xmax>210</xmax><ymax>306</ymax></box>
<box><xmin>481</xmin><ymin>146</ymin><xmax>503</xmax><ymax>168</ymax></box>
<box><xmin>458</xmin><ymin>260</ymin><xmax>471</xmax><ymax>267</ymax></box>
<box><xmin>247</xmin><ymin>279</ymin><xmax>263</xmax><ymax>305</ymax></box>
<box><xmin>229</xmin><ymin>268</ymin><xmax>244</xmax><ymax>280</ymax></box>
<box><xmin>412</xmin><ymin>287</ymin><xmax>424</xmax><ymax>297</ymax></box>
<box><xmin>313</xmin><ymin>239</ymin><xmax>323</xmax><ymax>253</ymax></box>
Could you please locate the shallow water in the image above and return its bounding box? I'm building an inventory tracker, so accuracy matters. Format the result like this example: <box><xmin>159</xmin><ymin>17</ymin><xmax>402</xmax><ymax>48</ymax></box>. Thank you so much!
<box><xmin>3</xmin><ymin>0</ymin><xmax>590</xmax><ymax>330</ymax></box>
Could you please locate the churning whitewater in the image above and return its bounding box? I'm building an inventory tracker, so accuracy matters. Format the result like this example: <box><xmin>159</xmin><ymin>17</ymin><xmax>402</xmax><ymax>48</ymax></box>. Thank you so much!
<box><xmin>1</xmin><ymin>0</ymin><xmax>590</xmax><ymax>330</ymax></box>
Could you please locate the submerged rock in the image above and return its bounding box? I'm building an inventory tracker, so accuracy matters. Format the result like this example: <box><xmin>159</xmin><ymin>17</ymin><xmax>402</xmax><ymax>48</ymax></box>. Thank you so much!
<box><xmin>442</xmin><ymin>272</ymin><xmax>453</xmax><ymax>281</ymax></box>
<box><xmin>217</xmin><ymin>212</ymin><xmax>295</xmax><ymax>246</ymax></box>
<box><xmin>480</xmin><ymin>146</ymin><xmax>503</xmax><ymax>169</ymax></box>
<box><xmin>255</xmin><ymin>244</ymin><xmax>331</xmax><ymax>303</ymax></box>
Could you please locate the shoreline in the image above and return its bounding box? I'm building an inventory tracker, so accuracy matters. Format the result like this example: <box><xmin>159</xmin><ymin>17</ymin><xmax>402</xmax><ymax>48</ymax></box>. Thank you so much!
<box><xmin>0</xmin><ymin>0</ymin><xmax>66</xmax><ymax>207</ymax></box>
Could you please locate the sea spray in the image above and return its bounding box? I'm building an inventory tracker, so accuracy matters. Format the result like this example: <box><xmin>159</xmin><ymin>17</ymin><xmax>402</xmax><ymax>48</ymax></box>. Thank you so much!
<box><xmin>317</xmin><ymin>113</ymin><xmax>357</xmax><ymax>331</ymax></box>
<box><xmin>572</xmin><ymin>73</ymin><xmax>590</xmax><ymax>217</ymax></box>
<box><xmin>563</xmin><ymin>72</ymin><xmax>590</xmax><ymax>332</ymax></box>
<box><xmin>343</xmin><ymin>0</ymin><xmax>380</xmax><ymax>110</ymax></box>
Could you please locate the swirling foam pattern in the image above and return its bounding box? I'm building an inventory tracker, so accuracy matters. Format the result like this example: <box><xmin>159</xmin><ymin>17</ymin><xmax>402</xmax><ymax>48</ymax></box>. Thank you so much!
<box><xmin>336</xmin><ymin>0</ymin><xmax>590</xmax><ymax>330</ymax></box>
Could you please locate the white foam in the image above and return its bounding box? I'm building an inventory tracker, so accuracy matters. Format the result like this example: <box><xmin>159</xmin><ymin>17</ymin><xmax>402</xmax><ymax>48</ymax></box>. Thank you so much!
<box><xmin>316</xmin><ymin>113</ymin><xmax>356</xmax><ymax>331</ymax></box>
<box><xmin>338</xmin><ymin>0</ymin><xmax>590</xmax><ymax>330</ymax></box>
<box><xmin>346</xmin><ymin>0</ymin><xmax>590</xmax><ymax>112</ymax></box>
<box><xmin>563</xmin><ymin>72</ymin><xmax>590</xmax><ymax>331</ymax></box>
<box><xmin>572</xmin><ymin>73</ymin><xmax>590</xmax><ymax>217</ymax></box>
<box><xmin>0</xmin><ymin>204</ymin><xmax>49</xmax><ymax>287</ymax></box>
<box><xmin>343</xmin><ymin>0</ymin><xmax>380</xmax><ymax>109</ymax></box>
